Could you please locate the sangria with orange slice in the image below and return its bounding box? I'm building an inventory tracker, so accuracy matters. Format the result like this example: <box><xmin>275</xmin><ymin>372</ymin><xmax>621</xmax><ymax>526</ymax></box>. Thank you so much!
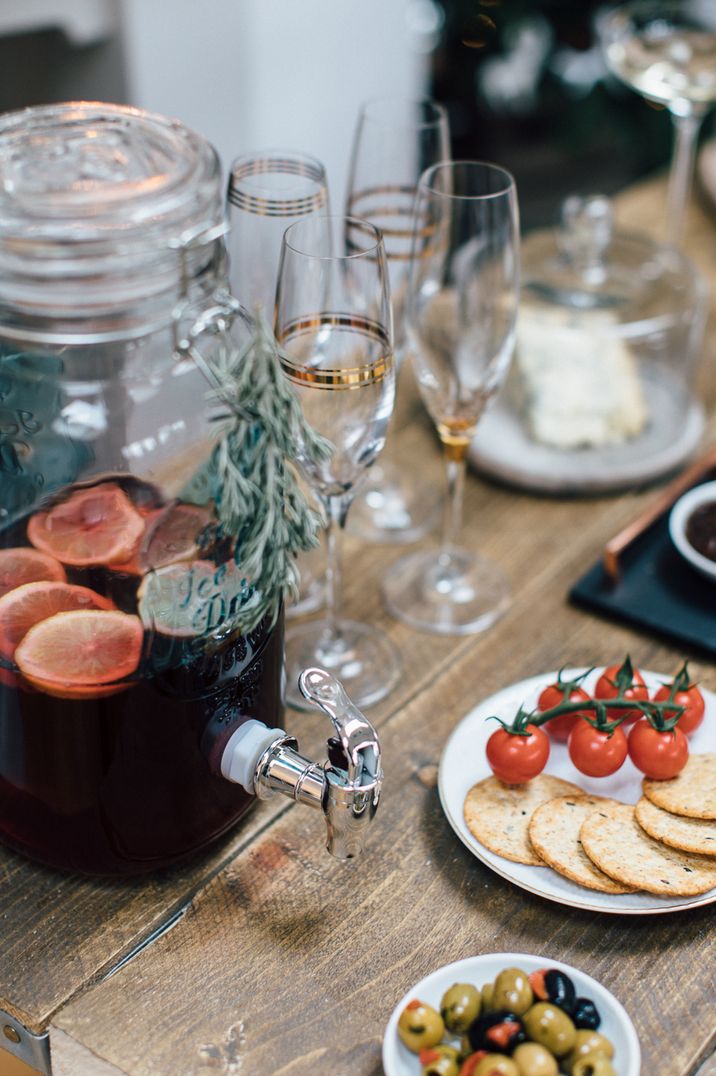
<box><xmin>0</xmin><ymin>476</ymin><xmax>284</xmax><ymax>873</ymax></box>
<box><xmin>0</xmin><ymin>101</ymin><xmax>293</xmax><ymax>875</ymax></box>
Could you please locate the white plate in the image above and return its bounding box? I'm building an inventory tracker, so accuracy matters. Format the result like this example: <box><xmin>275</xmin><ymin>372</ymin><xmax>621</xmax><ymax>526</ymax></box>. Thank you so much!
<box><xmin>468</xmin><ymin>390</ymin><xmax>704</xmax><ymax>494</ymax></box>
<box><xmin>383</xmin><ymin>952</ymin><xmax>641</xmax><ymax>1076</ymax></box>
<box><xmin>438</xmin><ymin>668</ymin><xmax>716</xmax><ymax>914</ymax></box>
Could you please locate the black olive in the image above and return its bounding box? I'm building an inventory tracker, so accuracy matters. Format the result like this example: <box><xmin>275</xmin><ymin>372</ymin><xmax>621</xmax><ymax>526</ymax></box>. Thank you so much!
<box><xmin>544</xmin><ymin>970</ymin><xmax>576</xmax><ymax>1014</ymax></box>
<box><xmin>572</xmin><ymin>996</ymin><xmax>601</xmax><ymax>1030</ymax></box>
<box><xmin>467</xmin><ymin>1009</ymin><xmax>526</xmax><ymax>1053</ymax></box>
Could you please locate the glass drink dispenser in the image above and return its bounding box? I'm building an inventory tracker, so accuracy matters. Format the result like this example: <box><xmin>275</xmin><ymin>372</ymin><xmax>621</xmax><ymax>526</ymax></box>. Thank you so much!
<box><xmin>0</xmin><ymin>103</ymin><xmax>381</xmax><ymax>874</ymax></box>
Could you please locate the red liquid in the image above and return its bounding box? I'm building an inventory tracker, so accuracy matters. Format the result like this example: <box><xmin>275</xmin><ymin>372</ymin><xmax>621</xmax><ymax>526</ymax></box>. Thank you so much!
<box><xmin>0</xmin><ymin>478</ymin><xmax>285</xmax><ymax>875</ymax></box>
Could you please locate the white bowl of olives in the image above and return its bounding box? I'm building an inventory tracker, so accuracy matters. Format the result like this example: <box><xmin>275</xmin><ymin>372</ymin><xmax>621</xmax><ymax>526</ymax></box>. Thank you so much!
<box><xmin>382</xmin><ymin>953</ymin><xmax>640</xmax><ymax>1076</ymax></box>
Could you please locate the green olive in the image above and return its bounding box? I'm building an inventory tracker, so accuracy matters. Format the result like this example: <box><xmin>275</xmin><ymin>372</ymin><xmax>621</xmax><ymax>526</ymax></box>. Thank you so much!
<box><xmin>481</xmin><ymin>981</ymin><xmax>495</xmax><ymax>1011</ymax></box>
<box><xmin>440</xmin><ymin>982</ymin><xmax>481</xmax><ymax>1032</ymax></box>
<box><xmin>397</xmin><ymin>999</ymin><xmax>445</xmax><ymax>1053</ymax></box>
<box><xmin>512</xmin><ymin>1041</ymin><xmax>559</xmax><ymax>1076</ymax></box>
<box><xmin>522</xmin><ymin>1002</ymin><xmax>576</xmax><ymax>1058</ymax></box>
<box><xmin>473</xmin><ymin>1055</ymin><xmax>520</xmax><ymax>1076</ymax></box>
<box><xmin>564</xmin><ymin>1030</ymin><xmax>615</xmax><ymax>1072</ymax></box>
<box><xmin>571</xmin><ymin>1056</ymin><xmax>617</xmax><ymax>1076</ymax></box>
<box><xmin>492</xmin><ymin>967</ymin><xmax>534</xmax><ymax>1016</ymax></box>
<box><xmin>421</xmin><ymin>1044</ymin><xmax>460</xmax><ymax>1076</ymax></box>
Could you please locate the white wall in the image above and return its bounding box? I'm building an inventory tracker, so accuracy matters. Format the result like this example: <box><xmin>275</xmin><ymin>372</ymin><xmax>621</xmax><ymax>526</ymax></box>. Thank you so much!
<box><xmin>118</xmin><ymin>0</ymin><xmax>436</xmax><ymax>209</ymax></box>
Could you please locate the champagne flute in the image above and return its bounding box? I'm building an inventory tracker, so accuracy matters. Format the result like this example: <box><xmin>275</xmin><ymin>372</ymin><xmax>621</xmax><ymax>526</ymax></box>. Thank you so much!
<box><xmin>345</xmin><ymin>97</ymin><xmax>450</xmax><ymax>543</ymax></box>
<box><xmin>226</xmin><ymin>149</ymin><xmax>329</xmax><ymax>617</ymax></box>
<box><xmin>275</xmin><ymin>215</ymin><xmax>400</xmax><ymax>709</ymax></box>
<box><xmin>383</xmin><ymin>161</ymin><xmax>520</xmax><ymax>635</ymax></box>
<box><xmin>601</xmin><ymin>0</ymin><xmax>716</xmax><ymax>246</ymax></box>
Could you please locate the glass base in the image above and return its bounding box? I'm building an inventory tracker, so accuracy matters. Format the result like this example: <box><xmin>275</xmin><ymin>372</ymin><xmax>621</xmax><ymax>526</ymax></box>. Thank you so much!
<box><xmin>347</xmin><ymin>461</ymin><xmax>442</xmax><ymax>545</ymax></box>
<box><xmin>284</xmin><ymin>618</ymin><xmax>401</xmax><ymax>710</ymax></box>
<box><xmin>383</xmin><ymin>547</ymin><xmax>510</xmax><ymax>636</ymax></box>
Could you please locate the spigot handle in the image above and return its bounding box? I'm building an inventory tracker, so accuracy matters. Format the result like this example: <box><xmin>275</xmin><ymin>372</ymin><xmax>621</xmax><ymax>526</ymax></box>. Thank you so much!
<box><xmin>298</xmin><ymin>668</ymin><xmax>380</xmax><ymax>787</ymax></box>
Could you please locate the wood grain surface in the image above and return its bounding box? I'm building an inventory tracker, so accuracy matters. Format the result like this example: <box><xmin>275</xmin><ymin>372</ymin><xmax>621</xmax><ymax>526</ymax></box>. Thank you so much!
<box><xmin>41</xmin><ymin>176</ymin><xmax>716</xmax><ymax>1076</ymax></box>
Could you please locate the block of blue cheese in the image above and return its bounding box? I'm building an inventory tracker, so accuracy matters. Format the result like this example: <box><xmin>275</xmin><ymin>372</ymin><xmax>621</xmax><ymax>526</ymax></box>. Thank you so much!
<box><xmin>517</xmin><ymin>306</ymin><xmax>648</xmax><ymax>449</ymax></box>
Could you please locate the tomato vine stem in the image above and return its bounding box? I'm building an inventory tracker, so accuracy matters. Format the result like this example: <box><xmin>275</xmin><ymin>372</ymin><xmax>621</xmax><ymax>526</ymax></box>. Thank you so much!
<box><xmin>494</xmin><ymin>695</ymin><xmax>684</xmax><ymax>736</ymax></box>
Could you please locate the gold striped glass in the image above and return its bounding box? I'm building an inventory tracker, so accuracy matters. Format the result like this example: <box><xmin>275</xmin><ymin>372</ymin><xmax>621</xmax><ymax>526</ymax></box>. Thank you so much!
<box><xmin>275</xmin><ymin>215</ymin><xmax>400</xmax><ymax>710</ymax></box>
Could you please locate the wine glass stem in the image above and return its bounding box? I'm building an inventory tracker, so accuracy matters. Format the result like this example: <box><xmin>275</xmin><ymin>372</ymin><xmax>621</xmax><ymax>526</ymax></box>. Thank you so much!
<box><xmin>439</xmin><ymin>446</ymin><xmax>467</xmax><ymax>563</ymax></box>
<box><xmin>667</xmin><ymin>110</ymin><xmax>703</xmax><ymax>247</ymax></box>
<box><xmin>322</xmin><ymin>494</ymin><xmax>350</xmax><ymax>639</ymax></box>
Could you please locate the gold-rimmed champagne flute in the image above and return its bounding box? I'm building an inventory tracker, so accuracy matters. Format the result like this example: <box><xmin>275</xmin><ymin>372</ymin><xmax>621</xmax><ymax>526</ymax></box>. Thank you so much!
<box><xmin>345</xmin><ymin>97</ymin><xmax>450</xmax><ymax>543</ymax></box>
<box><xmin>226</xmin><ymin>149</ymin><xmax>329</xmax><ymax>617</ymax></box>
<box><xmin>275</xmin><ymin>215</ymin><xmax>400</xmax><ymax>709</ymax></box>
<box><xmin>383</xmin><ymin>161</ymin><xmax>520</xmax><ymax>635</ymax></box>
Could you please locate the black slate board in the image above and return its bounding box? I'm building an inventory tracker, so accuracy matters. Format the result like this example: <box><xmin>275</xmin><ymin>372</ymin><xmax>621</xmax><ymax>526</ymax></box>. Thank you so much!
<box><xmin>570</xmin><ymin>487</ymin><xmax>716</xmax><ymax>659</ymax></box>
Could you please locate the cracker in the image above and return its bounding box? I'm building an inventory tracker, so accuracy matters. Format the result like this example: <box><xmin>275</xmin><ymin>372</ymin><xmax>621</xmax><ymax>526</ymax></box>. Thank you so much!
<box><xmin>635</xmin><ymin>796</ymin><xmax>716</xmax><ymax>857</ymax></box>
<box><xmin>463</xmin><ymin>774</ymin><xmax>582</xmax><ymax>866</ymax></box>
<box><xmin>642</xmin><ymin>754</ymin><xmax>716</xmax><ymax>820</ymax></box>
<box><xmin>528</xmin><ymin>795</ymin><xmax>637</xmax><ymax>894</ymax></box>
<box><xmin>580</xmin><ymin>802</ymin><xmax>716</xmax><ymax>896</ymax></box>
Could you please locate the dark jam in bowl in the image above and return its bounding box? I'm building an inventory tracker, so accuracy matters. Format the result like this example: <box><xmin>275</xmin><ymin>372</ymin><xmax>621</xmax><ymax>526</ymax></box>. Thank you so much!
<box><xmin>685</xmin><ymin>501</ymin><xmax>716</xmax><ymax>563</ymax></box>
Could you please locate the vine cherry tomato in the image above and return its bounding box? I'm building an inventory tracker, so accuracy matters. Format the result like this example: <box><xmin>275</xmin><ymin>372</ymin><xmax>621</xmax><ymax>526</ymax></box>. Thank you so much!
<box><xmin>486</xmin><ymin>724</ymin><xmax>549</xmax><ymax>783</ymax></box>
<box><xmin>568</xmin><ymin>719</ymin><xmax>628</xmax><ymax>777</ymax></box>
<box><xmin>594</xmin><ymin>660</ymin><xmax>648</xmax><ymax>726</ymax></box>
<box><xmin>652</xmin><ymin>681</ymin><xmax>705</xmax><ymax>736</ymax></box>
<box><xmin>538</xmin><ymin>681</ymin><xmax>591</xmax><ymax>743</ymax></box>
<box><xmin>628</xmin><ymin>720</ymin><xmax>689</xmax><ymax>779</ymax></box>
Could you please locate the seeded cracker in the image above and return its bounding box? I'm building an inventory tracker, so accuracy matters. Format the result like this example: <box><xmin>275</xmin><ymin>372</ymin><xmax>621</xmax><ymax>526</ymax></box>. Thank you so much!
<box><xmin>528</xmin><ymin>795</ymin><xmax>637</xmax><ymax>894</ymax></box>
<box><xmin>635</xmin><ymin>796</ymin><xmax>716</xmax><ymax>856</ymax></box>
<box><xmin>642</xmin><ymin>754</ymin><xmax>716</xmax><ymax>820</ymax></box>
<box><xmin>463</xmin><ymin>774</ymin><xmax>582</xmax><ymax>866</ymax></box>
<box><xmin>580</xmin><ymin>802</ymin><xmax>716</xmax><ymax>896</ymax></box>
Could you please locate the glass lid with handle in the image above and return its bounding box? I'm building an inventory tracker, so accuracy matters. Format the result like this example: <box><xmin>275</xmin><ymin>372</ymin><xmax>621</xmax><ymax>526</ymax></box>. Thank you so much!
<box><xmin>470</xmin><ymin>193</ymin><xmax>709</xmax><ymax>492</ymax></box>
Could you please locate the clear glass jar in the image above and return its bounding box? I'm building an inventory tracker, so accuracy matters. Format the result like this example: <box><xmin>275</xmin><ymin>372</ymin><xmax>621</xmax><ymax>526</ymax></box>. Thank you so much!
<box><xmin>471</xmin><ymin>195</ymin><xmax>709</xmax><ymax>492</ymax></box>
<box><xmin>0</xmin><ymin>103</ymin><xmax>283</xmax><ymax>873</ymax></box>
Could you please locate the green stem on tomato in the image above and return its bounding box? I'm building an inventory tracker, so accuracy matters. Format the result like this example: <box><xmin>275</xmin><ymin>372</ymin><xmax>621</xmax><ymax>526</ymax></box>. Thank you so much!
<box><xmin>493</xmin><ymin>695</ymin><xmax>684</xmax><ymax>737</ymax></box>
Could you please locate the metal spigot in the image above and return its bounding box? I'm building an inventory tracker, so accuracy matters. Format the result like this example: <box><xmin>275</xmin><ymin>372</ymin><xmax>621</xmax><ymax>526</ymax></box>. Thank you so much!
<box><xmin>220</xmin><ymin>668</ymin><xmax>382</xmax><ymax>860</ymax></box>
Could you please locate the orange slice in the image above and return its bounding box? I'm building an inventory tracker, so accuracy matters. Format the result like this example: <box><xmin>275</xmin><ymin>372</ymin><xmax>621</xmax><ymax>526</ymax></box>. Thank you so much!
<box><xmin>107</xmin><ymin>507</ymin><xmax>164</xmax><ymax>576</ymax></box>
<box><xmin>140</xmin><ymin>502</ymin><xmax>212</xmax><ymax>571</ymax></box>
<box><xmin>27</xmin><ymin>483</ymin><xmax>145</xmax><ymax>567</ymax></box>
<box><xmin>0</xmin><ymin>547</ymin><xmax>67</xmax><ymax>598</ymax></box>
<box><xmin>15</xmin><ymin>609</ymin><xmax>143</xmax><ymax>698</ymax></box>
<box><xmin>109</xmin><ymin>503</ymin><xmax>212</xmax><ymax>576</ymax></box>
<box><xmin>0</xmin><ymin>582</ymin><xmax>114</xmax><ymax>662</ymax></box>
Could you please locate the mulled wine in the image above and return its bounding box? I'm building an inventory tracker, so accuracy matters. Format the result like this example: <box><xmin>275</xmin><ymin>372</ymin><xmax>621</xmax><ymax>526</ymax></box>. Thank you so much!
<box><xmin>0</xmin><ymin>476</ymin><xmax>284</xmax><ymax>874</ymax></box>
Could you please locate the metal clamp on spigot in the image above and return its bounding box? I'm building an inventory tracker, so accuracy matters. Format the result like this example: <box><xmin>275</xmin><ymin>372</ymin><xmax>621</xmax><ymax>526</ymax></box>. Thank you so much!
<box><xmin>219</xmin><ymin>668</ymin><xmax>382</xmax><ymax>860</ymax></box>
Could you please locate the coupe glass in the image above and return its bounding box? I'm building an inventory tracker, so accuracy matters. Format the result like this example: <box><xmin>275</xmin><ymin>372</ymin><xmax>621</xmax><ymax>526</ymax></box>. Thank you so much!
<box><xmin>275</xmin><ymin>215</ymin><xmax>400</xmax><ymax>709</ymax></box>
<box><xmin>345</xmin><ymin>98</ymin><xmax>450</xmax><ymax>543</ymax></box>
<box><xmin>601</xmin><ymin>0</ymin><xmax>716</xmax><ymax>246</ymax></box>
<box><xmin>383</xmin><ymin>161</ymin><xmax>520</xmax><ymax>635</ymax></box>
<box><xmin>226</xmin><ymin>150</ymin><xmax>329</xmax><ymax>617</ymax></box>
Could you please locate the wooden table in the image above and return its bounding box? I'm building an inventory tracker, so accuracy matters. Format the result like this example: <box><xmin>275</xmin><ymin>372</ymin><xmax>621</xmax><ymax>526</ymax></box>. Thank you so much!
<box><xmin>1</xmin><ymin>176</ymin><xmax>715</xmax><ymax>1076</ymax></box>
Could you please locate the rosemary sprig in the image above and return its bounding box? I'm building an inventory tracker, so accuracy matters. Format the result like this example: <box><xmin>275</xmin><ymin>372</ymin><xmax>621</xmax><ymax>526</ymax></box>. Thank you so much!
<box><xmin>206</xmin><ymin>310</ymin><xmax>333</xmax><ymax>635</ymax></box>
